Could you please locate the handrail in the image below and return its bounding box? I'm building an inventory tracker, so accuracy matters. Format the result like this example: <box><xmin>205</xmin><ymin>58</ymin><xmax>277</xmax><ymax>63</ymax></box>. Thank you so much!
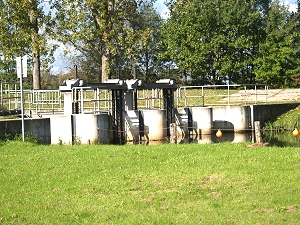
<box><xmin>1</xmin><ymin>82</ymin><xmax>270</xmax><ymax>116</ymax></box>
<box><xmin>177</xmin><ymin>84</ymin><xmax>268</xmax><ymax>107</ymax></box>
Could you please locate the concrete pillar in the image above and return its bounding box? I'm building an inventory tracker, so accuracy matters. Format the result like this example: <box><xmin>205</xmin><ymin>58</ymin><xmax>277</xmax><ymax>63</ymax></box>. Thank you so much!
<box><xmin>49</xmin><ymin>115</ymin><xmax>73</xmax><ymax>144</ymax></box>
<box><xmin>140</xmin><ymin>109</ymin><xmax>167</xmax><ymax>141</ymax></box>
<box><xmin>63</xmin><ymin>92</ymin><xmax>73</xmax><ymax>114</ymax></box>
<box><xmin>73</xmin><ymin>114</ymin><xmax>112</xmax><ymax>144</ymax></box>
<box><xmin>232</xmin><ymin>132</ymin><xmax>251</xmax><ymax>143</ymax></box>
<box><xmin>191</xmin><ymin>107</ymin><xmax>213</xmax><ymax>135</ymax></box>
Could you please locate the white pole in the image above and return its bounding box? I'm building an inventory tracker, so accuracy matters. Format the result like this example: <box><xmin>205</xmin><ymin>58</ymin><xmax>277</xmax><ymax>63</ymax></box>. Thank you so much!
<box><xmin>20</xmin><ymin>57</ymin><xmax>25</xmax><ymax>142</ymax></box>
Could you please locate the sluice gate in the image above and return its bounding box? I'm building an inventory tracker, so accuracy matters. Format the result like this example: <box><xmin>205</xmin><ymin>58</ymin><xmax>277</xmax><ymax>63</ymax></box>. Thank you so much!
<box><xmin>57</xmin><ymin>78</ymin><xmax>177</xmax><ymax>144</ymax></box>
<box><xmin>1</xmin><ymin>79</ymin><xmax>300</xmax><ymax>144</ymax></box>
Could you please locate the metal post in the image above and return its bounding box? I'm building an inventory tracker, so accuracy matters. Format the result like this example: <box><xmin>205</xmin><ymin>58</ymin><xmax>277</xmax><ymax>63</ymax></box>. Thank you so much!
<box><xmin>74</xmin><ymin>65</ymin><xmax>78</xmax><ymax>79</ymax></box>
<box><xmin>20</xmin><ymin>57</ymin><xmax>25</xmax><ymax>142</ymax></box>
<box><xmin>227</xmin><ymin>84</ymin><xmax>230</xmax><ymax>106</ymax></box>
<box><xmin>74</xmin><ymin>65</ymin><xmax>79</xmax><ymax>114</ymax></box>
<box><xmin>202</xmin><ymin>87</ymin><xmax>204</xmax><ymax>106</ymax></box>
<box><xmin>255</xmin><ymin>85</ymin><xmax>257</xmax><ymax>104</ymax></box>
<box><xmin>265</xmin><ymin>85</ymin><xmax>268</xmax><ymax>104</ymax></box>
<box><xmin>244</xmin><ymin>85</ymin><xmax>247</xmax><ymax>105</ymax></box>
<box><xmin>1</xmin><ymin>83</ymin><xmax>3</xmax><ymax>116</ymax></box>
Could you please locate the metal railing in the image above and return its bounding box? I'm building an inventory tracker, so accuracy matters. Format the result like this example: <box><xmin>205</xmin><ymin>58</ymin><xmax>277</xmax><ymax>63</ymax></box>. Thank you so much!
<box><xmin>1</xmin><ymin>82</ymin><xmax>64</xmax><ymax>116</ymax></box>
<box><xmin>72</xmin><ymin>87</ymin><xmax>112</xmax><ymax>114</ymax></box>
<box><xmin>30</xmin><ymin>90</ymin><xmax>63</xmax><ymax>114</ymax></box>
<box><xmin>176</xmin><ymin>84</ymin><xmax>268</xmax><ymax>107</ymax></box>
<box><xmin>1</xmin><ymin>82</ymin><xmax>270</xmax><ymax>116</ymax></box>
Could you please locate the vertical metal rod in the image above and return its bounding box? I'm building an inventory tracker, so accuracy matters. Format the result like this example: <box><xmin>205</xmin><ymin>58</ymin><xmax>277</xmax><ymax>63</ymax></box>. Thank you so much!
<box><xmin>20</xmin><ymin>57</ymin><xmax>25</xmax><ymax>142</ymax></box>
<box><xmin>8</xmin><ymin>84</ymin><xmax>11</xmax><ymax>110</ymax></box>
<box><xmin>227</xmin><ymin>84</ymin><xmax>230</xmax><ymax>106</ymax></box>
<box><xmin>265</xmin><ymin>85</ymin><xmax>268</xmax><ymax>104</ymax></box>
<box><xmin>184</xmin><ymin>87</ymin><xmax>187</xmax><ymax>107</ymax></box>
<box><xmin>14</xmin><ymin>84</ymin><xmax>18</xmax><ymax>109</ymax></box>
<box><xmin>81</xmin><ymin>88</ymin><xmax>84</xmax><ymax>114</ymax></box>
<box><xmin>1</xmin><ymin>83</ymin><xmax>3</xmax><ymax>115</ymax></box>
<box><xmin>255</xmin><ymin>85</ymin><xmax>257</xmax><ymax>104</ymax></box>
<box><xmin>202</xmin><ymin>87</ymin><xmax>204</xmax><ymax>106</ymax></box>
<box><xmin>244</xmin><ymin>86</ymin><xmax>246</xmax><ymax>105</ymax></box>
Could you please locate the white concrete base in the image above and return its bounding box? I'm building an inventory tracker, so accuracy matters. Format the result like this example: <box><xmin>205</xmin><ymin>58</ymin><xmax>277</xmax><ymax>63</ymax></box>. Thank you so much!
<box><xmin>191</xmin><ymin>107</ymin><xmax>213</xmax><ymax>134</ymax></box>
<box><xmin>73</xmin><ymin>114</ymin><xmax>112</xmax><ymax>144</ymax></box>
<box><xmin>48</xmin><ymin>114</ymin><xmax>112</xmax><ymax>144</ymax></box>
<box><xmin>140</xmin><ymin>109</ymin><xmax>167</xmax><ymax>141</ymax></box>
<box><xmin>212</xmin><ymin>106</ymin><xmax>251</xmax><ymax>131</ymax></box>
<box><xmin>49</xmin><ymin>115</ymin><xmax>73</xmax><ymax>144</ymax></box>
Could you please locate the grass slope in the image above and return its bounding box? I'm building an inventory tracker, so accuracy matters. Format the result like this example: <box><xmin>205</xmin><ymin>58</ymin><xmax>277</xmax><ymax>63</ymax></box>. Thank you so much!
<box><xmin>1</xmin><ymin>141</ymin><xmax>300</xmax><ymax>224</ymax></box>
<box><xmin>270</xmin><ymin>106</ymin><xmax>300</xmax><ymax>130</ymax></box>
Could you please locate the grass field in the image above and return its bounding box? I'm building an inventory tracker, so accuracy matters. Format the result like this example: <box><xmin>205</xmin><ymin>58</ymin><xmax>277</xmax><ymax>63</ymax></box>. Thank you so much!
<box><xmin>1</xmin><ymin>141</ymin><xmax>300</xmax><ymax>224</ymax></box>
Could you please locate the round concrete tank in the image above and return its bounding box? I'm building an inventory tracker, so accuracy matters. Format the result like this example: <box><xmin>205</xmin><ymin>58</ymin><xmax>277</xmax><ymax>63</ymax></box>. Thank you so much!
<box><xmin>191</xmin><ymin>107</ymin><xmax>213</xmax><ymax>135</ymax></box>
<box><xmin>140</xmin><ymin>109</ymin><xmax>167</xmax><ymax>141</ymax></box>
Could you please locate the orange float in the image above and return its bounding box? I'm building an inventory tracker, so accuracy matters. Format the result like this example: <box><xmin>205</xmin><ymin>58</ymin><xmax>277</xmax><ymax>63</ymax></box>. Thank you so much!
<box><xmin>293</xmin><ymin>128</ymin><xmax>299</xmax><ymax>137</ymax></box>
<box><xmin>216</xmin><ymin>129</ymin><xmax>223</xmax><ymax>138</ymax></box>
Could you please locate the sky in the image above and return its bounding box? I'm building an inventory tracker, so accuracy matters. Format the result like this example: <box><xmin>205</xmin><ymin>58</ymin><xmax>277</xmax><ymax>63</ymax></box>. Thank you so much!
<box><xmin>50</xmin><ymin>0</ymin><xmax>299</xmax><ymax>75</ymax></box>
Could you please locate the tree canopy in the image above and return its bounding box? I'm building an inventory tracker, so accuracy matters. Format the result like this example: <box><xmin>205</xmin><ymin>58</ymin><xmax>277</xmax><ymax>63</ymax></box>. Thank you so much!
<box><xmin>0</xmin><ymin>0</ymin><xmax>300</xmax><ymax>88</ymax></box>
<box><xmin>0</xmin><ymin>0</ymin><xmax>56</xmax><ymax>89</ymax></box>
<box><xmin>160</xmin><ymin>0</ymin><xmax>300</xmax><ymax>87</ymax></box>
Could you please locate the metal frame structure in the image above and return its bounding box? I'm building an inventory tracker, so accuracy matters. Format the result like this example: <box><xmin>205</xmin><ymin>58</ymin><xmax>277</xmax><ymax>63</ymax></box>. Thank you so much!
<box><xmin>61</xmin><ymin>79</ymin><xmax>177</xmax><ymax>144</ymax></box>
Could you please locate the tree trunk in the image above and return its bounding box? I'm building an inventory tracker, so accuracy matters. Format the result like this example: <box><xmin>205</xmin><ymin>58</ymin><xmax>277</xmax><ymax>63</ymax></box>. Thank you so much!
<box><xmin>32</xmin><ymin>52</ymin><xmax>41</xmax><ymax>89</ymax></box>
<box><xmin>28</xmin><ymin>0</ymin><xmax>41</xmax><ymax>89</ymax></box>
<box><xmin>89</xmin><ymin>0</ymin><xmax>116</xmax><ymax>83</ymax></box>
<box><xmin>101</xmin><ymin>48</ymin><xmax>109</xmax><ymax>83</ymax></box>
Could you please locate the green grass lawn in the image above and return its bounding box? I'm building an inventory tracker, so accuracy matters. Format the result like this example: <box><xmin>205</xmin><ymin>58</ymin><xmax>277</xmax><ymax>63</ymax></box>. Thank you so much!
<box><xmin>1</xmin><ymin>141</ymin><xmax>300</xmax><ymax>224</ymax></box>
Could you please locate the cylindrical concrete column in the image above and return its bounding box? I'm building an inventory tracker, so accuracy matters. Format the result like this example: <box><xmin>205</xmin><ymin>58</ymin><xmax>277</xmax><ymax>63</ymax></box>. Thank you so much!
<box><xmin>191</xmin><ymin>107</ymin><xmax>213</xmax><ymax>135</ymax></box>
<box><xmin>73</xmin><ymin>114</ymin><xmax>112</xmax><ymax>144</ymax></box>
<box><xmin>140</xmin><ymin>109</ymin><xmax>167</xmax><ymax>141</ymax></box>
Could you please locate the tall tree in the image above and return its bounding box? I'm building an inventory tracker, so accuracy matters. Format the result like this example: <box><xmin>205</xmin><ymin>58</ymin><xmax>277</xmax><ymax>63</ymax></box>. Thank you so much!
<box><xmin>253</xmin><ymin>0</ymin><xmax>300</xmax><ymax>87</ymax></box>
<box><xmin>52</xmin><ymin>0</ymin><xmax>148</xmax><ymax>83</ymax></box>
<box><xmin>159</xmin><ymin>0</ymin><xmax>264</xmax><ymax>85</ymax></box>
<box><xmin>0</xmin><ymin>0</ymin><xmax>53</xmax><ymax>89</ymax></box>
<box><xmin>121</xmin><ymin>1</ymin><xmax>163</xmax><ymax>82</ymax></box>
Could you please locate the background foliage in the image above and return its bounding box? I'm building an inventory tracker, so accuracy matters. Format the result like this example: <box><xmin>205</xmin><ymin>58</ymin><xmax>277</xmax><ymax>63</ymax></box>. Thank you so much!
<box><xmin>1</xmin><ymin>0</ymin><xmax>300</xmax><ymax>88</ymax></box>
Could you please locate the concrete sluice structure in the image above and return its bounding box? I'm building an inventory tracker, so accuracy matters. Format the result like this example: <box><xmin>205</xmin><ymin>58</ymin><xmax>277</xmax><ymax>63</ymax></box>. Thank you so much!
<box><xmin>50</xmin><ymin>78</ymin><xmax>176</xmax><ymax>144</ymax></box>
<box><xmin>1</xmin><ymin>78</ymin><xmax>300</xmax><ymax>144</ymax></box>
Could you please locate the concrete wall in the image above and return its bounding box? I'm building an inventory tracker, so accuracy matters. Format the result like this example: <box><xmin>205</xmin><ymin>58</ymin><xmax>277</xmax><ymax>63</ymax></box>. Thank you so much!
<box><xmin>1</xmin><ymin>103</ymin><xmax>299</xmax><ymax>144</ymax></box>
<box><xmin>178</xmin><ymin>106</ymin><xmax>252</xmax><ymax>135</ymax></box>
<box><xmin>177</xmin><ymin>103</ymin><xmax>298</xmax><ymax>136</ymax></box>
<box><xmin>212</xmin><ymin>106</ymin><xmax>252</xmax><ymax>132</ymax></box>
<box><xmin>0</xmin><ymin>118</ymin><xmax>51</xmax><ymax>144</ymax></box>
